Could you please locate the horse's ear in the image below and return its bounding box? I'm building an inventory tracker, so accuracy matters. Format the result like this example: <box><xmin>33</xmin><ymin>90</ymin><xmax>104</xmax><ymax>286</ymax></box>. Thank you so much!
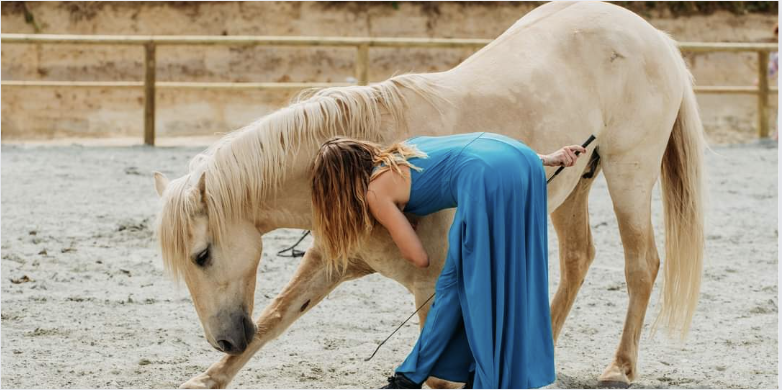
<box><xmin>153</xmin><ymin>172</ymin><xmax>169</xmax><ymax>197</ymax></box>
<box><xmin>196</xmin><ymin>172</ymin><xmax>207</xmax><ymax>206</ymax></box>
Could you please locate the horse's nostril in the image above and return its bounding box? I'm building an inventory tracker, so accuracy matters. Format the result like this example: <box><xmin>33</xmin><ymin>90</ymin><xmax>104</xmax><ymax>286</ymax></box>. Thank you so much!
<box><xmin>218</xmin><ymin>340</ymin><xmax>234</xmax><ymax>353</ymax></box>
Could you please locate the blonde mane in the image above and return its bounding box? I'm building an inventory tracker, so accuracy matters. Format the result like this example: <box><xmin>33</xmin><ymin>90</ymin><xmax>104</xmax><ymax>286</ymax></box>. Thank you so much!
<box><xmin>158</xmin><ymin>74</ymin><xmax>444</xmax><ymax>280</ymax></box>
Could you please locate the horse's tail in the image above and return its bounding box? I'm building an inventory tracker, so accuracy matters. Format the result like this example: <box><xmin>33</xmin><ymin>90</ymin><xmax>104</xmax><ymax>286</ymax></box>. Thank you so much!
<box><xmin>653</xmin><ymin>34</ymin><xmax>707</xmax><ymax>338</ymax></box>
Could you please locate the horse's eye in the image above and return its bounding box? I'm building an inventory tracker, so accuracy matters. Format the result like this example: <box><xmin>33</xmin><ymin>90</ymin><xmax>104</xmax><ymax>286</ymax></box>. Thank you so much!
<box><xmin>194</xmin><ymin>246</ymin><xmax>210</xmax><ymax>267</ymax></box>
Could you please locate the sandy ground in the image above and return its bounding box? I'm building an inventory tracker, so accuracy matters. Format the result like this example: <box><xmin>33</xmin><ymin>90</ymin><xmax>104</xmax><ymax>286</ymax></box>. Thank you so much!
<box><xmin>0</xmin><ymin>141</ymin><xmax>777</xmax><ymax>389</ymax></box>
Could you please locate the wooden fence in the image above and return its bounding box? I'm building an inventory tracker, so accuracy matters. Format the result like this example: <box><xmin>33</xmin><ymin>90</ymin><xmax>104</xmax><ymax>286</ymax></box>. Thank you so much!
<box><xmin>1</xmin><ymin>33</ymin><xmax>778</xmax><ymax>145</ymax></box>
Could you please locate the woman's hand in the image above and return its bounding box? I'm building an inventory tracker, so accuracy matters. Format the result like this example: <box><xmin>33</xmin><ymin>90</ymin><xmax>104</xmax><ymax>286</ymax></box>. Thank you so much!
<box><xmin>540</xmin><ymin>145</ymin><xmax>587</xmax><ymax>167</ymax></box>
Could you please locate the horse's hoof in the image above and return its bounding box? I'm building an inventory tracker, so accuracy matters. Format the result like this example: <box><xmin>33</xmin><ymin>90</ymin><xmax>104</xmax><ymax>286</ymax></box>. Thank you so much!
<box><xmin>597</xmin><ymin>380</ymin><xmax>631</xmax><ymax>389</ymax></box>
<box><xmin>598</xmin><ymin>363</ymin><xmax>631</xmax><ymax>389</ymax></box>
<box><xmin>180</xmin><ymin>373</ymin><xmax>223</xmax><ymax>389</ymax></box>
<box><xmin>425</xmin><ymin>376</ymin><xmax>463</xmax><ymax>389</ymax></box>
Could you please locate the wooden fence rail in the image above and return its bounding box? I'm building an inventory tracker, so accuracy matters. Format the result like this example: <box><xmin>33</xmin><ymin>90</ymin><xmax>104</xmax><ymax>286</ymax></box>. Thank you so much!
<box><xmin>1</xmin><ymin>33</ymin><xmax>778</xmax><ymax>145</ymax></box>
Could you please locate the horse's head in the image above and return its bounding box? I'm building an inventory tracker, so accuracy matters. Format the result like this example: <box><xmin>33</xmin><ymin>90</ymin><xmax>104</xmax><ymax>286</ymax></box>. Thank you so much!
<box><xmin>153</xmin><ymin>171</ymin><xmax>261</xmax><ymax>355</ymax></box>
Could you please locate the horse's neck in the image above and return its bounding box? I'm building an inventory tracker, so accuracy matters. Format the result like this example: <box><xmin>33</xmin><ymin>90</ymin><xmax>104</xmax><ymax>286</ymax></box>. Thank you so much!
<box><xmin>255</xmin><ymin>144</ymin><xmax>321</xmax><ymax>232</ymax></box>
<box><xmin>256</xmin><ymin>121</ymin><xmax>398</xmax><ymax>232</ymax></box>
<box><xmin>258</xmin><ymin>76</ymin><xmax>452</xmax><ymax>231</ymax></box>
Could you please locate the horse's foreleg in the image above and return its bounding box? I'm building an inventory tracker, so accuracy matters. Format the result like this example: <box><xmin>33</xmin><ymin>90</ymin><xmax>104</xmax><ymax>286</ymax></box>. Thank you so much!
<box><xmin>549</xmin><ymin>172</ymin><xmax>600</xmax><ymax>344</ymax></box>
<box><xmin>180</xmin><ymin>249</ymin><xmax>373</xmax><ymax>389</ymax></box>
<box><xmin>598</xmin><ymin>162</ymin><xmax>660</xmax><ymax>388</ymax></box>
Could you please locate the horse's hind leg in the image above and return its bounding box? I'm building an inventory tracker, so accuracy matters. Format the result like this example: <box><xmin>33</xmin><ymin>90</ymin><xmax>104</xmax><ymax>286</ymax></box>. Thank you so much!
<box><xmin>597</xmin><ymin>157</ymin><xmax>662</xmax><ymax>388</ymax></box>
<box><xmin>180</xmin><ymin>248</ymin><xmax>373</xmax><ymax>389</ymax></box>
<box><xmin>550</xmin><ymin>162</ymin><xmax>601</xmax><ymax>343</ymax></box>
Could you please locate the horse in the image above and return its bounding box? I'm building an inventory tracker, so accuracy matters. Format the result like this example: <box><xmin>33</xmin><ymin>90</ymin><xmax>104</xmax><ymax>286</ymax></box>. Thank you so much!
<box><xmin>153</xmin><ymin>2</ymin><xmax>705</xmax><ymax>388</ymax></box>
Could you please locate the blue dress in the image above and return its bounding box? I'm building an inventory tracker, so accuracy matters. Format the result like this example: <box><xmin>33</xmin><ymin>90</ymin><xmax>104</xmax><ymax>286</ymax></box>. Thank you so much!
<box><xmin>395</xmin><ymin>132</ymin><xmax>556</xmax><ymax>389</ymax></box>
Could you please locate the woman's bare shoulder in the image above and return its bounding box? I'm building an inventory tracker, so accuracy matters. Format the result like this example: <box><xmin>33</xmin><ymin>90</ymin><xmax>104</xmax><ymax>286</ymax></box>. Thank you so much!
<box><xmin>368</xmin><ymin>166</ymin><xmax>411</xmax><ymax>201</ymax></box>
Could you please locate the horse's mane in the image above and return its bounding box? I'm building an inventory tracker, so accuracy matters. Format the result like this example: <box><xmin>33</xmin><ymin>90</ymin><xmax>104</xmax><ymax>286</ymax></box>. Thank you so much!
<box><xmin>158</xmin><ymin>74</ymin><xmax>443</xmax><ymax>280</ymax></box>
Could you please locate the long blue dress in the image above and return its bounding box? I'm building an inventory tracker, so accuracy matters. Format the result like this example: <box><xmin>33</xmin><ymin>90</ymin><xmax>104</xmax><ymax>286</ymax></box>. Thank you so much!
<box><xmin>394</xmin><ymin>132</ymin><xmax>556</xmax><ymax>389</ymax></box>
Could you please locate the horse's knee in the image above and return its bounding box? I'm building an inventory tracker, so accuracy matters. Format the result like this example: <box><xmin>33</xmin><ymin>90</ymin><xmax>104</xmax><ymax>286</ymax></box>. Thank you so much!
<box><xmin>561</xmin><ymin>243</ymin><xmax>596</xmax><ymax>284</ymax></box>
<box><xmin>624</xmin><ymin>258</ymin><xmax>658</xmax><ymax>294</ymax></box>
<box><xmin>255</xmin><ymin>305</ymin><xmax>284</xmax><ymax>335</ymax></box>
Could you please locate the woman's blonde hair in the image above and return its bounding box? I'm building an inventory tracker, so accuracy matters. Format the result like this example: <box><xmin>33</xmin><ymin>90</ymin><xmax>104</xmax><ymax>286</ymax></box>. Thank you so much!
<box><xmin>311</xmin><ymin>136</ymin><xmax>426</xmax><ymax>276</ymax></box>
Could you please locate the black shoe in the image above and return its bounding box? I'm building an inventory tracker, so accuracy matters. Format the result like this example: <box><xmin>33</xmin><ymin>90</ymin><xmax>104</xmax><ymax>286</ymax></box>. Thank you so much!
<box><xmin>381</xmin><ymin>373</ymin><xmax>422</xmax><ymax>389</ymax></box>
<box><xmin>462</xmin><ymin>371</ymin><xmax>475</xmax><ymax>389</ymax></box>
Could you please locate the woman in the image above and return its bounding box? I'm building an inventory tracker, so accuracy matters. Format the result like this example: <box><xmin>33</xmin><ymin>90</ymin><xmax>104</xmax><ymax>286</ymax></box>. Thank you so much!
<box><xmin>310</xmin><ymin>132</ymin><xmax>585</xmax><ymax>389</ymax></box>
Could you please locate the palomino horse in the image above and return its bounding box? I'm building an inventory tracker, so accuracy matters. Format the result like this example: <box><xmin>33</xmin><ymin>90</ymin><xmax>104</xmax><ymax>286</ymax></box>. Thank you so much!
<box><xmin>154</xmin><ymin>2</ymin><xmax>705</xmax><ymax>388</ymax></box>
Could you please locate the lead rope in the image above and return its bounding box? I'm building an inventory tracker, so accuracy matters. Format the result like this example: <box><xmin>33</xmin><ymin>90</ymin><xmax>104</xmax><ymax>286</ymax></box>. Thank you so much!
<box><xmin>363</xmin><ymin>134</ymin><xmax>597</xmax><ymax>361</ymax></box>
<box><xmin>276</xmin><ymin>230</ymin><xmax>310</xmax><ymax>258</ymax></box>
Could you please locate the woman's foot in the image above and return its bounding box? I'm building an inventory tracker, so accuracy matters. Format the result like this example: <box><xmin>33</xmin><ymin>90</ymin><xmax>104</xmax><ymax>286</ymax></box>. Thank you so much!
<box><xmin>380</xmin><ymin>373</ymin><xmax>422</xmax><ymax>389</ymax></box>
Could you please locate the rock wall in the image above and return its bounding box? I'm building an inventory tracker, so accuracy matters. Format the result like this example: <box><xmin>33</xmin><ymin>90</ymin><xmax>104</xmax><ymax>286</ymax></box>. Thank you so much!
<box><xmin>1</xmin><ymin>2</ymin><xmax>778</xmax><ymax>143</ymax></box>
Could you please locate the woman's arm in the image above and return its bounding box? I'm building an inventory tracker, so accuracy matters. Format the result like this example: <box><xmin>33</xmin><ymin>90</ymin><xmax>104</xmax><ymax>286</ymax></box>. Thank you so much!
<box><xmin>539</xmin><ymin>145</ymin><xmax>587</xmax><ymax>167</ymax></box>
<box><xmin>367</xmin><ymin>186</ymin><xmax>429</xmax><ymax>268</ymax></box>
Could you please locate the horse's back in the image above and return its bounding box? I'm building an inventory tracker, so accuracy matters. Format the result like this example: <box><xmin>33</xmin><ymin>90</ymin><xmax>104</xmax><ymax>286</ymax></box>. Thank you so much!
<box><xmin>459</xmin><ymin>1</ymin><xmax>679</xmax><ymax>91</ymax></box>
<box><xmin>441</xmin><ymin>1</ymin><xmax>688</xmax><ymax>208</ymax></box>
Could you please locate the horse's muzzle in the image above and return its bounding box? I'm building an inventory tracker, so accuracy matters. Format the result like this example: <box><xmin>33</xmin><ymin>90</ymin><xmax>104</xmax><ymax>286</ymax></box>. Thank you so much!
<box><xmin>215</xmin><ymin>312</ymin><xmax>256</xmax><ymax>356</ymax></box>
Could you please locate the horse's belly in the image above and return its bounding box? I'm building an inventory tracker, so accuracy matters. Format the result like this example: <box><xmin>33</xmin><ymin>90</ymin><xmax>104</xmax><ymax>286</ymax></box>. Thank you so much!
<box><xmin>360</xmin><ymin>209</ymin><xmax>454</xmax><ymax>288</ymax></box>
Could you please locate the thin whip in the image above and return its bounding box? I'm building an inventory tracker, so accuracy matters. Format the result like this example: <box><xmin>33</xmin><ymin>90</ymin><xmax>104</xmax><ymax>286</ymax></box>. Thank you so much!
<box><xmin>546</xmin><ymin>134</ymin><xmax>596</xmax><ymax>184</ymax></box>
<box><xmin>364</xmin><ymin>293</ymin><xmax>435</xmax><ymax>361</ymax></box>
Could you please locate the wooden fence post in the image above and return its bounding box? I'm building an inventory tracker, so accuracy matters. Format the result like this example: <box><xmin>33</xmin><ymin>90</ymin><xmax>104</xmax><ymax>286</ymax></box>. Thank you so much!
<box><xmin>758</xmin><ymin>51</ymin><xmax>770</xmax><ymax>138</ymax></box>
<box><xmin>355</xmin><ymin>43</ymin><xmax>369</xmax><ymax>85</ymax></box>
<box><xmin>144</xmin><ymin>42</ymin><xmax>156</xmax><ymax>146</ymax></box>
